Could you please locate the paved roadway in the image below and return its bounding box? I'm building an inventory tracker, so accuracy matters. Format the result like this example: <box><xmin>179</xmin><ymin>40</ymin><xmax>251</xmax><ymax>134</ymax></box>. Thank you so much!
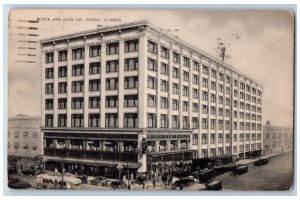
<box><xmin>211</xmin><ymin>151</ymin><xmax>294</xmax><ymax>191</ymax></box>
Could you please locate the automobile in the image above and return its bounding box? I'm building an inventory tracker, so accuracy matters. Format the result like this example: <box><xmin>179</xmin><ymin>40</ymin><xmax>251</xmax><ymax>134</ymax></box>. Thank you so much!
<box><xmin>8</xmin><ymin>178</ymin><xmax>31</xmax><ymax>189</ymax></box>
<box><xmin>110</xmin><ymin>180</ymin><xmax>127</xmax><ymax>189</ymax></box>
<box><xmin>22</xmin><ymin>168</ymin><xmax>36</xmax><ymax>176</ymax></box>
<box><xmin>213</xmin><ymin>163</ymin><xmax>237</xmax><ymax>175</ymax></box>
<box><xmin>254</xmin><ymin>158</ymin><xmax>269</xmax><ymax>166</ymax></box>
<box><xmin>192</xmin><ymin>169</ymin><xmax>217</xmax><ymax>183</ymax></box>
<box><xmin>8</xmin><ymin>167</ymin><xmax>18</xmax><ymax>175</ymax></box>
<box><xmin>90</xmin><ymin>176</ymin><xmax>106</xmax><ymax>186</ymax></box>
<box><xmin>205</xmin><ymin>180</ymin><xmax>222</xmax><ymax>190</ymax></box>
<box><xmin>75</xmin><ymin>174</ymin><xmax>88</xmax><ymax>184</ymax></box>
<box><xmin>232</xmin><ymin>164</ymin><xmax>249</xmax><ymax>176</ymax></box>
<box><xmin>173</xmin><ymin>177</ymin><xmax>196</xmax><ymax>187</ymax></box>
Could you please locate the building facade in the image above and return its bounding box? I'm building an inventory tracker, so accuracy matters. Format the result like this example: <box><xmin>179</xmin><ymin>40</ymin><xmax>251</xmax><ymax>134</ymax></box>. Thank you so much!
<box><xmin>40</xmin><ymin>20</ymin><xmax>263</xmax><ymax>175</ymax></box>
<box><xmin>263</xmin><ymin>121</ymin><xmax>293</xmax><ymax>155</ymax></box>
<box><xmin>8</xmin><ymin>115</ymin><xmax>42</xmax><ymax>168</ymax></box>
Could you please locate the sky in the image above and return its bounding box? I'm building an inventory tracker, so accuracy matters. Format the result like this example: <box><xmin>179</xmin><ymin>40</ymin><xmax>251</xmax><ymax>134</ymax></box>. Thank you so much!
<box><xmin>8</xmin><ymin>9</ymin><xmax>294</xmax><ymax>127</ymax></box>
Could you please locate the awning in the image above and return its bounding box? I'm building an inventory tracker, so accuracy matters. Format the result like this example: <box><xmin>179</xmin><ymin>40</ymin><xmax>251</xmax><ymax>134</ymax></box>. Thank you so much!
<box><xmin>45</xmin><ymin>156</ymin><xmax>142</xmax><ymax>169</ymax></box>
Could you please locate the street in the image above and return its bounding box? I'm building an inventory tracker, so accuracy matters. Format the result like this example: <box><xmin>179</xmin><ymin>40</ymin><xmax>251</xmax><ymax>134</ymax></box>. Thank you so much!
<box><xmin>211</xmin><ymin>151</ymin><xmax>293</xmax><ymax>191</ymax></box>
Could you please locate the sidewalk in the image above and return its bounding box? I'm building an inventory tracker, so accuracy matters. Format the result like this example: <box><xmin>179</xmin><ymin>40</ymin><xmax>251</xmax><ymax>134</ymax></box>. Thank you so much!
<box><xmin>236</xmin><ymin>151</ymin><xmax>290</xmax><ymax>165</ymax></box>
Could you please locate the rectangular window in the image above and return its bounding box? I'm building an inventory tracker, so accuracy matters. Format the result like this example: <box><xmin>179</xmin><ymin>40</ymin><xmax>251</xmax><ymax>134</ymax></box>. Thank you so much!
<box><xmin>106</xmin><ymin>60</ymin><xmax>119</xmax><ymax>72</ymax></box>
<box><xmin>161</xmin><ymin>46</ymin><xmax>169</xmax><ymax>59</ymax></box>
<box><xmin>160</xmin><ymin>80</ymin><xmax>169</xmax><ymax>92</ymax></box>
<box><xmin>192</xmin><ymin>103</ymin><xmax>199</xmax><ymax>112</ymax></box>
<box><xmin>202</xmin><ymin>91</ymin><xmax>208</xmax><ymax>101</ymax></box>
<box><xmin>192</xmin><ymin>134</ymin><xmax>198</xmax><ymax>145</ymax></box>
<box><xmin>23</xmin><ymin>132</ymin><xmax>28</xmax><ymax>139</ymax></box>
<box><xmin>202</xmin><ymin>104</ymin><xmax>208</xmax><ymax>114</ymax></box>
<box><xmin>124</xmin><ymin>76</ymin><xmax>138</xmax><ymax>89</ymax></box>
<box><xmin>71</xmin><ymin>81</ymin><xmax>84</xmax><ymax>92</ymax></box>
<box><xmin>173</xmin><ymin>67</ymin><xmax>180</xmax><ymax>79</ymax></box>
<box><xmin>218</xmin><ymin>84</ymin><xmax>224</xmax><ymax>92</ymax></box>
<box><xmin>58</xmin><ymin>82</ymin><xmax>67</xmax><ymax>93</ymax></box>
<box><xmin>89</xmin><ymin>62</ymin><xmax>100</xmax><ymax>74</ymax></box>
<box><xmin>14</xmin><ymin>142</ymin><xmax>19</xmax><ymax>150</ymax></box>
<box><xmin>183</xmin><ymin>101</ymin><xmax>189</xmax><ymax>111</ymax></box>
<box><xmin>211</xmin><ymin>106</ymin><xmax>216</xmax><ymax>115</ymax></box>
<box><xmin>45</xmin><ymin>83</ymin><xmax>53</xmax><ymax>94</ymax></box>
<box><xmin>148</xmin><ymin>58</ymin><xmax>157</xmax><ymax>71</ymax></box>
<box><xmin>147</xmin><ymin>113</ymin><xmax>157</xmax><ymax>128</ymax></box>
<box><xmin>124</xmin><ymin>113</ymin><xmax>138</xmax><ymax>128</ymax></box>
<box><xmin>89</xmin><ymin>79</ymin><xmax>100</xmax><ymax>91</ymax></box>
<box><xmin>202</xmin><ymin>65</ymin><xmax>209</xmax><ymax>75</ymax></box>
<box><xmin>45</xmin><ymin>52</ymin><xmax>54</xmax><ymax>63</ymax></box>
<box><xmin>219</xmin><ymin>72</ymin><xmax>224</xmax><ymax>81</ymax></box>
<box><xmin>183</xmin><ymin>71</ymin><xmax>189</xmax><ymax>82</ymax></box>
<box><xmin>58</xmin><ymin>50</ymin><xmax>67</xmax><ymax>61</ymax></box>
<box><xmin>147</xmin><ymin>76</ymin><xmax>157</xmax><ymax>89</ymax></box>
<box><xmin>211</xmin><ymin>94</ymin><xmax>216</xmax><ymax>103</ymax></box>
<box><xmin>106</xmin><ymin>42</ymin><xmax>119</xmax><ymax>55</ymax></box>
<box><xmin>172</xmin><ymin>83</ymin><xmax>179</xmax><ymax>94</ymax></box>
<box><xmin>193</xmin><ymin>75</ymin><xmax>199</xmax><ymax>85</ymax></box>
<box><xmin>45</xmin><ymin>114</ymin><xmax>53</xmax><ymax>127</ymax></box>
<box><xmin>202</xmin><ymin>78</ymin><xmax>208</xmax><ymax>88</ymax></box>
<box><xmin>218</xmin><ymin>134</ymin><xmax>224</xmax><ymax>143</ymax></box>
<box><xmin>171</xmin><ymin>115</ymin><xmax>179</xmax><ymax>128</ymax></box>
<box><xmin>58</xmin><ymin>98</ymin><xmax>67</xmax><ymax>109</ymax></box>
<box><xmin>210</xmin><ymin>119</ymin><xmax>216</xmax><ymax>130</ymax></box>
<box><xmin>193</xmin><ymin>61</ymin><xmax>200</xmax><ymax>71</ymax></box>
<box><xmin>105</xmin><ymin>113</ymin><xmax>118</xmax><ymax>127</ymax></box>
<box><xmin>183</xmin><ymin>57</ymin><xmax>190</xmax><ymax>68</ymax></box>
<box><xmin>172</xmin><ymin>99</ymin><xmax>180</xmax><ymax>110</ymax></box>
<box><xmin>58</xmin><ymin>66</ymin><xmax>67</xmax><ymax>77</ymax></box>
<box><xmin>106</xmin><ymin>78</ymin><xmax>119</xmax><ymax>90</ymax></box>
<box><xmin>211</xmin><ymin>69</ymin><xmax>216</xmax><ymax>78</ymax></box>
<box><xmin>124</xmin><ymin>95</ymin><xmax>138</xmax><ymax>107</ymax></box>
<box><xmin>202</xmin><ymin>134</ymin><xmax>208</xmax><ymax>144</ymax></box>
<box><xmin>89</xmin><ymin>113</ymin><xmax>100</xmax><ymax>127</ymax></box>
<box><xmin>173</xmin><ymin>52</ymin><xmax>180</xmax><ymax>64</ymax></box>
<box><xmin>183</xmin><ymin>86</ymin><xmax>189</xmax><ymax>97</ymax></box>
<box><xmin>160</xmin><ymin>114</ymin><xmax>169</xmax><ymax>128</ymax></box>
<box><xmin>201</xmin><ymin>118</ymin><xmax>208</xmax><ymax>129</ymax></box>
<box><xmin>89</xmin><ymin>45</ymin><xmax>101</xmax><ymax>57</ymax></box>
<box><xmin>58</xmin><ymin>114</ymin><xmax>67</xmax><ymax>127</ymax></box>
<box><xmin>148</xmin><ymin>41</ymin><xmax>157</xmax><ymax>54</ymax></box>
<box><xmin>160</xmin><ymin>97</ymin><xmax>169</xmax><ymax>109</ymax></box>
<box><xmin>32</xmin><ymin>143</ymin><xmax>37</xmax><ymax>150</ymax></box>
<box><xmin>71</xmin><ymin>97</ymin><xmax>84</xmax><ymax>109</ymax></box>
<box><xmin>182</xmin><ymin>116</ymin><xmax>189</xmax><ymax>129</ymax></box>
<box><xmin>147</xmin><ymin>95</ymin><xmax>157</xmax><ymax>107</ymax></box>
<box><xmin>192</xmin><ymin>117</ymin><xmax>199</xmax><ymax>129</ymax></box>
<box><xmin>89</xmin><ymin>96</ymin><xmax>100</xmax><ymax>108</ymax></box>
<box><xmin>45</xmin><ymin>68</ymin><xmax>54</xmax><ymax>79</ymax></box>
<box><xmin>125</xmin><ymin>39</ymin><xmax>139</xmax><ymax>52</ymax></box>
<box><xmin>124</xmin><ymin>58</ymin><xmax>138</xmax><ymax>71</ymax></box>
<box><xmin>72</xmin><ymin>48</ymin><xmax>84</xmax><ymax>60</ymax></box>
<box><xmin>72</xmin><ymin>64</ymin><xmax>84</xmax><ymax>76</ymax></box>
<box><xmin>218</xmin><ymin>120</ymin><xmax>224</xmax><ymax>130</ymax></box>
<box><xmin>45</xmin><ymin>99</ymin><xmax>53</xmax><ymax>110</ymax></box>
<box><xmin>161</xmin><ymin>62</ymin><xmax>169</xmax><ymax>75</ymax></box>
<box><xmin>193</xmin><ymin>88</ymin><xmax>199</xmax><ymax>99</ymax></box>
<box><xmin>105</xmin><ymin>96</ymin><xmax>118</xmax><ymax>108</ymax></box>
<box><xmin>71</xmin><ymin>114</ymin><xmax>84</xmax><ymax>127</ymax></box>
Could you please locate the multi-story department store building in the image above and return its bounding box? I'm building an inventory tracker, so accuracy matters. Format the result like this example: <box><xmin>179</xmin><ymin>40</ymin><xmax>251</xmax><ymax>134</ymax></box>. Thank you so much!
<box><xmin>40</xmin><ymin>20</ymin><xmax>263</xmax><ymax>175</ymax></box>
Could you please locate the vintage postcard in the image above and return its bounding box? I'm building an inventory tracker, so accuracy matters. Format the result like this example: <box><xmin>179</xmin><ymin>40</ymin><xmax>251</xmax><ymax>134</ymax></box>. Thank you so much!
<box><xmin>7</xmin><ymin>8</ymin><xmax>294</xmax><ymax>191</ymax></box>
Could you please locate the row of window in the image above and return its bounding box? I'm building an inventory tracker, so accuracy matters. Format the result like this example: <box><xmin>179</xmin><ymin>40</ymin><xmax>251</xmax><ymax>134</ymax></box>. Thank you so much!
<box><xmin>10</xmin><ymin>131</ymin><xmax>39</xmax><ymax>139</ymax></box>
<box><xmin>45</xmin><ymin>113</ymin><xmax>138</xmax><ymax>128</ymax></box>
<box><xmin>45</xmin><ymin>95</ymin><xmax>138</xmax><ymax>110</ymax></box>
<box><xmin>8</xmin><ymin>142</ymin><xmax>38</xmax><ymax>150</ymax></box>
<box><xmin>45</xmin><ymin>76</ymin><xmax>139</xmax><ymax>94</ymax></box>
<box><xmin>196</xmin><ymin>143</ymin><xmax>262</xmax><ymax>157</ymax></box>
<box><xmin>191</xmin><ymin>132</ymin><xmax>262</xmax><ymax>145</ymax></box>
<box><xmin>45</xmin><ymin>40</ymin><xmax>139</xmax><ymax>63</ymax></box>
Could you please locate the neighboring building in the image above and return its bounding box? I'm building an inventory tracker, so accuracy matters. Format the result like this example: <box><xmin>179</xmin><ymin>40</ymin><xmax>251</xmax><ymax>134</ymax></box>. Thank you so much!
<box><xmin>263</xmin><ymin>121</ymin><xmax>293</xmax><ymax>155</ymax></box>
<box><xmin>8</xmin><ymin>115</ymin><xmax>42</xmax><ymax>167</ymax></box>
<box><xmin>40</xmin><ymin>20</ymin><xmax>263</xmax><ymax>176</ymax></box>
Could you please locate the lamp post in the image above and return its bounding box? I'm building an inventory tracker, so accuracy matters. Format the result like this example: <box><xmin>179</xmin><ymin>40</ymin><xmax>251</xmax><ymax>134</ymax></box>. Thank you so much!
<box><xmin>117</xmin><ymin>163</ymin><xmax>123</xmax><ymax>181</ymax></box>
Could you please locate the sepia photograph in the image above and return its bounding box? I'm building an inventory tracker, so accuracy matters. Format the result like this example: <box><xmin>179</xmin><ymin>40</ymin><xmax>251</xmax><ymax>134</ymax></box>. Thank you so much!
<box><xmin>7</xmin><ymin>8</ymin><xmax>295</xmax><ymax>192</ymax></box>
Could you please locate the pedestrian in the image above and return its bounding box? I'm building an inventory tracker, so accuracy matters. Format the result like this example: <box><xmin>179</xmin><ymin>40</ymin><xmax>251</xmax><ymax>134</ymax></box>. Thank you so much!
<box><xmin>142</xmin><ymin>180</ymin><xmax>145</xmax><ymax>189</ymax></box>
<box><xmin>153</xmin><ymin>179</ymin><xmax>156</xmax><ymax>188</ymax></box>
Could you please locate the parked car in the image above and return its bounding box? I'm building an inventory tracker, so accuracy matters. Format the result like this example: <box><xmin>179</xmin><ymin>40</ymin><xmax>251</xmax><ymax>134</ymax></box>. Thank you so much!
<box><xmin>173</xmin><ymin>177</ymin><xmax>196</xmax><ymax>187</ymax></box>
<box><xmin>205</xmin><ymin>180</ymin><xmax>222</xmax><ymax>190</ymax></box>
<box><xmin>22</xmin><ymin>168</ymin><xmax>36</xmax><ymax>176</ymax></box>
<box><xmin>254</xmin><ymin>158</ymin><xmax>269</xmax><ymax>166</ymax></box>
<box><xmin>75</xmin><ymin>174</ymin><xmax>88</xmax><ymax>184</ymax></box>
<box><xmin>90</xmin><ymin>176</ymin><xmax>106</xmax><ymax>186</ymax></box>
<box><xmin>192</xmin><ymin>169</ymin><xmax>217</xmax><ymax>183</ymax></box>
<box><xmin>110</xmin><ymin>180</ymin><xmax>127</xmax><ymax>189</ymax></box>
<box><xmin>213</xmin><ymin>163</ymin><xmax>237</xmax><ymax>174</ymax></box>
<box><xmin>8</xmin><ymin>178</ymin><xmax>31</xmax><ymax>189</ymax></box>
<box><xmin>232</xmin><ymin>164</ymin><xmax>248</xmax><ymax>176</ymax></box>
